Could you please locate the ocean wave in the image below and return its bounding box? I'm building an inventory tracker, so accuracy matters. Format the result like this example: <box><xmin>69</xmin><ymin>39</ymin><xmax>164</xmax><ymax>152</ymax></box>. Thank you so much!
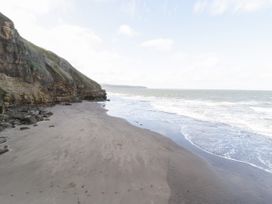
<box><xmin>150</xmin><ymin>99</ymin><xmax>272</xmax><ymax>139</ymax></box>
<box><xmin>106</xmin><ymin>91</ymin><xmax>272</xmax><ymax>173</ymax></box>
<box><xmin>108</xmin><ymin>92</ymin><xmax>272</xmax><ymax>138</ymax></box>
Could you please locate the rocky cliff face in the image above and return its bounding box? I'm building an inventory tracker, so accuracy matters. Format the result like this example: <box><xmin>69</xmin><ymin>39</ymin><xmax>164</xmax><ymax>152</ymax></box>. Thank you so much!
<box><xmin>0</xmin><ymin>12</ymin><xmax>106</xmax><ymax>110</ymax></box>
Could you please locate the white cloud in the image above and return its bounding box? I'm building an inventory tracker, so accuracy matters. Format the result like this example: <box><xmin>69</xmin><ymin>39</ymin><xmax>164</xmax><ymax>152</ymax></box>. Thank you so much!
<box><xmin>118</xmin><ymin>24</ymin><xmax>139</xmax><ymax>37</ymax></box>
<box><xmin>0</xmin><ymin>0</ymin><xmax>73</xmax><ymax>16</ymax></box>
<box><xmin>193</xmin><ymin>0</ymin><xmax>272</xmax><ymax>15</ymax></box>
<box><xmin>140</xmin><ymin>38</ymin><xmax>174</xmax><ymax>52</ymax></box>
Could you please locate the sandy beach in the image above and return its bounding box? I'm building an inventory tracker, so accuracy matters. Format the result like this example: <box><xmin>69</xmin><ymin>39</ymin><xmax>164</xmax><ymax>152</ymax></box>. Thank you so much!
<box><xmin>0</xmin><ymin>102</ymin><xmax>271</xmax><ymax>204</ymax></box>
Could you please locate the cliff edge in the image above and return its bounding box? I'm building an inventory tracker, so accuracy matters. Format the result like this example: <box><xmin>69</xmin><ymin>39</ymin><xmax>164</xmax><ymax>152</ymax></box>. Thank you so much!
<box><xmin>0</xmin><ymin>12</ymin><xmax>106</xmax><ymax>111</ymax></box>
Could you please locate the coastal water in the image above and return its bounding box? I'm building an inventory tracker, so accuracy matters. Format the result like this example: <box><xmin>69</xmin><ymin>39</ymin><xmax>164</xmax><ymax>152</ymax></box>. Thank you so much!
<box><xmin>103</xmin><ymin>86</ymin><xmax>272</xmax><ymax>173</ymax></box>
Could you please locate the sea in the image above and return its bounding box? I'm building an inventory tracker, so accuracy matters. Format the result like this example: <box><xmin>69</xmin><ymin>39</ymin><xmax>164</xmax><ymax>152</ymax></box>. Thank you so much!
<box><xmin>103</xmin><ymin>86</ymin><xmax>272</xmax><ymax>174</ymax></box>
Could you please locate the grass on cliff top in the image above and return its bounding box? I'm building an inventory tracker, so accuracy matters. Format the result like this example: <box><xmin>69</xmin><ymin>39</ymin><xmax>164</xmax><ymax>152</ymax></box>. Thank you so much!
<box><xmin>22</xmin><ymin>38</ymin><xmax>101</xmax><ymax>90</ymax></box>
<box><xmin>22</xmin><ymin>38</ymin><xmax>73</xmax><ymax>82</ymax></box>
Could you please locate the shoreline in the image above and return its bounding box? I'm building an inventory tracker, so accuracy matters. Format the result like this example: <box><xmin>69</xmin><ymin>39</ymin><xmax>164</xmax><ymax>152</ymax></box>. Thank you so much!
<box><xmin>0</xmin><ymin>102</ymin><xmax>271</xmax><ymax>203</ymax></box>
<box><xmin>105</xmin><ymin>104</ymin><xmax>272</xmax><ymax>201</ymax></box>
<box><xmin>183</xmin><ymin>131</ymin><xmax>272</xmax><ymax>174</ymax></box>
<box><xmin>105</xmin><ymin>89</ymin><xmax>272</xmax><ymax>175</ymax></box>
<box><xmin>106</xmin><ymin>102</ymin><xmax>272</xmax><ymax>175</ymax></box>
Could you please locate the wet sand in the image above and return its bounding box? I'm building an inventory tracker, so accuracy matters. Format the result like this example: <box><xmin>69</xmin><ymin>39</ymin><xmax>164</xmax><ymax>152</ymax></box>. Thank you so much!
<box><xmin>0</xmin><ymin>102</ymin><xmax>271</xmax><ymax>204</ymax></box>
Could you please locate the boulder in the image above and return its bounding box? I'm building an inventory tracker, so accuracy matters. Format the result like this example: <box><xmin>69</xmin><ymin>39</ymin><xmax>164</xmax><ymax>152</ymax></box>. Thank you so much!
<box><xmin>0</xmin><ymin>137</ymin><xmax>7</xmax><ymax>144</ymax></box>
<box><xmin>0</xmin><ymin>145</ymin><xmax>8</xmax><ymax>155</ymax></box>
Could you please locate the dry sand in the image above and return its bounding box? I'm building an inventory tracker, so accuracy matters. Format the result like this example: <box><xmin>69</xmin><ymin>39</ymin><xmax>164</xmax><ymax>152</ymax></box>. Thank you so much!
<box><xmin>0</xmin><ymin>102</ymin><xmax>271</xmax><ymax>204</ymax></box>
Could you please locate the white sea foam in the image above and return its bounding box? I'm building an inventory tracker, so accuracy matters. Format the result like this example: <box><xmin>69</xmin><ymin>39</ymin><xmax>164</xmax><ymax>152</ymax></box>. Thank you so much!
<box><xmin>108</xmin><ymin>91</ymin><xmax>272</xmax><ymax>138</ymax></box>
<box><xmin>151</xmin><ymin>99</ymin><xmax>272</xmax><ymax>138</ymax></box>
<box><xmin>106</xmin><ymin>90</ymin><xmax>272</xmax><ymax>173</ymax></box>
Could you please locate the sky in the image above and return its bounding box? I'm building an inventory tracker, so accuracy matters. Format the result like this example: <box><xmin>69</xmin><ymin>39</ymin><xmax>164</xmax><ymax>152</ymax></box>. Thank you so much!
<box><xmin>1</xmin><ymin>0</ymin><xmax>272</xmax><ymax>90</ymax></box>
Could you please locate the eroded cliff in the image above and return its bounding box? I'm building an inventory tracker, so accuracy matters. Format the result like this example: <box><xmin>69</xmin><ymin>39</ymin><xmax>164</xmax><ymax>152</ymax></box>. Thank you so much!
<box><xmin>0</xmin><ymin>12</ymin><xmax>106</xmax><ymax>109</ymax></box>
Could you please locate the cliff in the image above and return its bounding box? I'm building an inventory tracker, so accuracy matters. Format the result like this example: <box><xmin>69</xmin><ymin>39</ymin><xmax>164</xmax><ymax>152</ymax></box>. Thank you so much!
<box><xmin>0</xmin><ymin>12</ymin><xmax>106</xmax><ymax>110</ymax></box>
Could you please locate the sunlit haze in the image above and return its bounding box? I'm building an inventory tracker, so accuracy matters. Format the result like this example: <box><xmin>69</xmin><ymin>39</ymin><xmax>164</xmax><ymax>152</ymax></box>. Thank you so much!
<box><xmin>1</xmin><ymin>0</ymin><xmax>272</xmax><ymax>90</ymax></box>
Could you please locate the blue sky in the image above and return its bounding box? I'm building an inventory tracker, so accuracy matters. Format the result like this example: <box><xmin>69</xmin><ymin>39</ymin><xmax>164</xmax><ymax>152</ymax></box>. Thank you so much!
<box><xmin>1</xmin><ymin>0</ymin><xmax>272</xmax><ymax>90</ymax></box>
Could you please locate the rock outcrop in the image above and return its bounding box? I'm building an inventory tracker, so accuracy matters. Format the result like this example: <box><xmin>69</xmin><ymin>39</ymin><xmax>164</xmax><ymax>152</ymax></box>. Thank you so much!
<box><xmin>0</xmin><ymin>12</ymin><xmax>106</xmax><ymax>110</ymax></box>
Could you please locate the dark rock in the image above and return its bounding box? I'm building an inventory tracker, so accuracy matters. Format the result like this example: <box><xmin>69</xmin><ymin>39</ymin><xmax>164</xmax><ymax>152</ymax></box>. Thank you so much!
<box><xmin>0</xmin><ymin>106</ymin><xmax>55</xmax><ymax>156</ymax></box>
<box><xmin>0</xmin><ymin>122</ymin><xmax>12</xmax><ymax>128</ymax></box>
<box><xmin>0</xmin><ymin>137</ymin><xmax>7</xmax><ymax>144</ymax></box>
<box><xmin>49</xmin><ymin>125</ymin><xmax>55</xmax><ymax>128</ymax></box>
<box><xmin>0</xmin><ymin>105</ymin><xmax>54</xmax><ymax>132</ymax></box>
<box><xmin>0</xmin><ymin>105</ymin><xmax>4</xmax><ymax>114</ymax></box>
<box><xmin>45</xmin><ymin>112</ymin><xmax>53</xmax><ymax>117</ymax></box>
<box><xmin>42</xmin><ymin>111</ymin><xmax>53</xmax><ymax>118</ymax></box>
<box><xmin>0</xmin><ymin>145</ymin><xmax>8</xmax><ymax>155</ymax></box>
<box><xmin>30</xmin><ymin>110</ymin><xmax>40</xmax><ymax>115</ymax></box>
<box><xmin>20</xmin><ymin>127</ymin><xmax>30</xmax><ymax>130</ymax></box>
<box><xmin>10</xmin><ymin>119</ymin><xmax>20</xmax><ymax>126</ymax></box>
<box><xmin>34</xmin><ymin>115</ymin><xmax>44</xmax><ymax>122</ymax></box>
<box><xmin>9</xmin><ymin>112</ymin><xmax>25</xmax><ymax>120</ymax></box>
<box><xmin>0</xmin><ymin>114</ymin><xmax>9</xmax><ymax>121</ymax></box>
<box><xmin>21</xmin><ymin>115</ymin><xmax>37</xmax><ymax>125</ymax></box>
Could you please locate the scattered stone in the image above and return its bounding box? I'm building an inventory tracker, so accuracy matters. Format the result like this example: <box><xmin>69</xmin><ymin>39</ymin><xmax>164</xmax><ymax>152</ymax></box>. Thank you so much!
<box><xmin>9</xmin><ymin>112</ymin><xmax>25</xmax><ymax>120</ymax></box>
<box><xmin>20</xmin><ymin>127</ymin><xmax>30</xmax><ymax>131</ymax></box>
<box><xmin>68</xmin><ymin>182</ymin><xmax>76</xmax><ymax>188</ymax></box>
<box><xmin>0</xmin><ymin>137</ymin><xmax>7</xmax><ymax>144</ymax></box>
<box><xmin>0</xmin><ymin>145</ymin><xmax>9</xmax><ymax>155</ymax></box>
<box><xmin>43</xmin><ymin>112</ymin><xmax>53</xmax><ymax>118</ymax></box>
<box><xmin>21</xmin><ymin>116</ymin><xmax>37</xmax><ymax>125</ymax></box>
<box><xmin>0</xmin><ymin>114</ymin><xmax>10</xmax><ymax>121</ymax></box>
<box><xmin>35</xmin><ymin>115</ymin><xmax>44</xmax><ymax>122</ymax></box>
<box><xmin>0</xmin><ymin>105</ymin><xmax>54</xmax><ymax>134</ymax></box>
<box><xmin>0</xmin><ymin>122</ymin><xmax>12</xmax><ymax>129</ymax></box>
